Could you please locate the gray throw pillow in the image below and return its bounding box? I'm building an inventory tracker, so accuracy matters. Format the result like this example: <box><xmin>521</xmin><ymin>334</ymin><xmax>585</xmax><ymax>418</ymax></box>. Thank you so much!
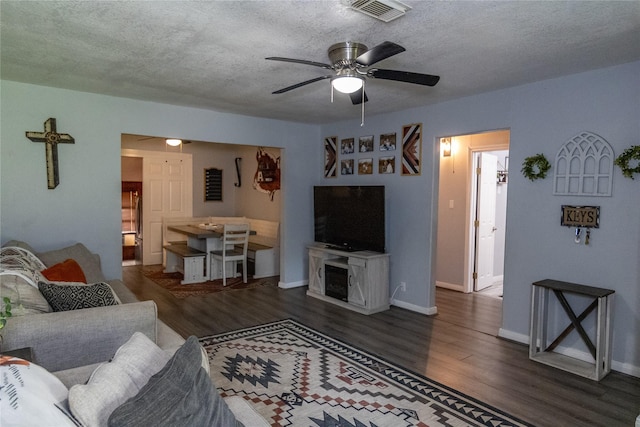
<box><xmin>69</xmin><ymin>332</ymin><xmax>172</xmax><ymax>427</ymax></box>
<box><xmin>108</xmin><ymin>336</ymin><xmax>243</xmax><ymax>427</ymax></box>
<box><xmin>37</xmin><ymin>243</ymin><xmax>106</xmax><ymax>283</ymax></box>
<box><xmin>38</xmin><ymin>281</ymin><xmax>119</xmax><ymax>312</ymax></box>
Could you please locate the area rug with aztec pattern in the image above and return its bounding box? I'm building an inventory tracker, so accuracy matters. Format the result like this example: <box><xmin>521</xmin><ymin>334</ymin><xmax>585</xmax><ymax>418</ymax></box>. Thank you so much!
<box><xmin>199</xmin><ymin>319</ymin><xmax>533</xmax><ymax>427</ymax></box>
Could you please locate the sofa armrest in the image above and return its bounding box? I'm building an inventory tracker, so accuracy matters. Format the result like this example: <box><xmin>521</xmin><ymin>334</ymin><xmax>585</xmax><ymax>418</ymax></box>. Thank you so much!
<box><xmin>1</xmin><ymin>300</ymin><xmax>158</xmax><ymax>372</ymax></box>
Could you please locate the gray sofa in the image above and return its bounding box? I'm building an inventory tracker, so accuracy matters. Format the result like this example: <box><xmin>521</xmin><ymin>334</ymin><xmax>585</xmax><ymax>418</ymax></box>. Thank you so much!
<box><xmin>0</xmin><ymin>240</ymin><xmax>268</xmax><ymax>426</ymax></box>
<box><xmin>1</xmin><ymin>241</ymin><xmax>184</xmax><ymax>386</ymax></box>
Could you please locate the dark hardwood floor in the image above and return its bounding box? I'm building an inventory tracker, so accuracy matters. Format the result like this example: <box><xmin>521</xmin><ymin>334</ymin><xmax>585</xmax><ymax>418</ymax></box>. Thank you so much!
<box><xmin>123</xmin><ymin>265</ymin><xmax>640</xmax><ymax>427</ymax></box>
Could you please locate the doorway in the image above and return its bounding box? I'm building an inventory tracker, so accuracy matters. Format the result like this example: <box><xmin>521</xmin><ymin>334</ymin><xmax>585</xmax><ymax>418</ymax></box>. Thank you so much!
<box><xmin>121</xmin><ymin>148</ymin><xmax>193</xmax><ymax>266</ymax></box>
<box><xmin>435</xmin><ymin>130</ymin><xmax>510</xmax><ymax>297</ymax></box>
<box><xmin>470</xmin><ymin>149</ymin><xmax>509</xmax><ymax>298</ymax></box>
<box><xmin>121</xmin><ymin>157</ymin><xmax>143</xmax><ymax>266</ymax></box>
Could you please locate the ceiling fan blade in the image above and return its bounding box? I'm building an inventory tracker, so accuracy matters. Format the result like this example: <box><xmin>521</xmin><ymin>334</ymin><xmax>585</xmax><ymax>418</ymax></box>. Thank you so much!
<box><xmin>369</xmin><ymin>69</ymin><xmax>440</xmax><ymax>86</ymax></box>
<box><xmin>349</xmin><ymin>90</ymin><xmax>368</xmax><ymax>105</ymax></box>
<box><xmin>266</xmin><ymin>57</ymin><xmax>332</xmax><ymax>69</ymax></box>
<box><xmin>272</xmin><ymin>76</ymin><xmax>332</xmax><ymax>94</ymax></box>
<box><xmin>355</xmin><ymin>41</ymin><xmax>405</xmax><ymax>66</ymax></box>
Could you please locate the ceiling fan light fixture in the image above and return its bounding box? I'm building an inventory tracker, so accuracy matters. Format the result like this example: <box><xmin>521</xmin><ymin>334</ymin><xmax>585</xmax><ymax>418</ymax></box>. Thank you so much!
<box><xmin>331</xmin><ymin>76</ymin><xmax>364</xmax><ymax>94</ymax></box>
<box><xmin>165</xmin><ymin>138</ymin><xmax>182</xmax><ymax>146</ymax></box>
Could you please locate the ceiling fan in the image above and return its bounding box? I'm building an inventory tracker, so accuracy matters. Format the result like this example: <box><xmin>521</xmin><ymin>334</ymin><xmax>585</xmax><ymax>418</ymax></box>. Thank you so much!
<box><xmin>266</xmin><ymin>41</ymin><xmax>440</xmax><ymax>123</ymax></box>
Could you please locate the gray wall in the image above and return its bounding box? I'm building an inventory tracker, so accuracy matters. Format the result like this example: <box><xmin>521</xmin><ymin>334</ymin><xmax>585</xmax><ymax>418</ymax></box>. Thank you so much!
<box><xmin>1</xmin><ymin>81</ymin><xmax>315</xmax><ymax>287</ymax></box>
<box><xmin>2</xmin><ymin>60</ymin><xmax>639</xmax><ymax>375</ymax></box>
<box><xmin>319</xmin><ymin>61</ymin><xmax>640</xmax><ymax>375</ymax></box>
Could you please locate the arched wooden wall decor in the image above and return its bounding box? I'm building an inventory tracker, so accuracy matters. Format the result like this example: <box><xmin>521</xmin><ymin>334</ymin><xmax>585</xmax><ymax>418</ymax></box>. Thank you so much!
<box><xmin>553</xmin><ymin>131</ymin><xmax>614</xmax><ymax>196</ymax></box>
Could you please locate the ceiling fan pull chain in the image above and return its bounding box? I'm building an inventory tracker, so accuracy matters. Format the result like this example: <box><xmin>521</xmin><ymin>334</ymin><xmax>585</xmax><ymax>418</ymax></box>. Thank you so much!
<box><xmin>360</xmin><ymin>81</ymin><xmax>365</xmax><ymax>126</ymax></box>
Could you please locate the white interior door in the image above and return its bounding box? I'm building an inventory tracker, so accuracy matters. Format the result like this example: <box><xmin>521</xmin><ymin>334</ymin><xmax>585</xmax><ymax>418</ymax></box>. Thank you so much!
<box><xmin>142</xmin><ymin>152</ymin><xmax>192</xmax><ymax>265</ymax></box>
<box><xmin>475</xmin><ymin>152</ymin><xmax>497</xmax><ymax>291</ymax></box>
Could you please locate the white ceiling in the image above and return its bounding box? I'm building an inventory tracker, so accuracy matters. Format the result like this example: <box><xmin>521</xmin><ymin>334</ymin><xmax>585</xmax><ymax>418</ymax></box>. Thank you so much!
<box><xmin>1</xmin><ymin>1</ymin><xmax>639</xmax><ymax>124</ymax></box>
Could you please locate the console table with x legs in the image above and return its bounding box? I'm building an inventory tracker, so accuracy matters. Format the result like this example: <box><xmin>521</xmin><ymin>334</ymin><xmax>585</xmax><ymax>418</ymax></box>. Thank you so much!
<box><xmin>529</xmin><ymin>279</ymin><xmax>615</xmax><ymax>381</ymax></box>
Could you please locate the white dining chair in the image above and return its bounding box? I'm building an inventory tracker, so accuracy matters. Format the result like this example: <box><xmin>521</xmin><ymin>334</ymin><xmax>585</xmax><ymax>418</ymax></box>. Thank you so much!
<box><xmin>210</xmin><ymin>223</ymin><xmax>250</xmax><ymax>286</ymax></box>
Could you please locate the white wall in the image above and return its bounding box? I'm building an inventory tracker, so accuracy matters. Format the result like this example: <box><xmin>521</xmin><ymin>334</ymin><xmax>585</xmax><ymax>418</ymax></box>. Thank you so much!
<box><xmin>120</xmin><ymin>138</ymin><xmax>282</xmax><ymax>220</ymax></box>
<box><xmin>320</xmin><ymin>61</ymin><xmax>640</xmax><ymax>375</ymax></box>
<box><xmin>0</xmin><ymin>81</ymin><xmax>317</xmax><ymax>285</ymax></box>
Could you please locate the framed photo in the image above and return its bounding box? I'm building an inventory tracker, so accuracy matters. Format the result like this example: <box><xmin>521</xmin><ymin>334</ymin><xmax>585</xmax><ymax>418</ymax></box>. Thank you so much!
<box><xmin>324</xmin><ymin>136</ymin><xmax>337</xmax><ymax>178</ymax></box>
<box><xmin>359</xmin><ymin>135</ymin><xmax>374</xmax><ymax>153</ymax></box>
<box><xmin>341</xmin><ymin>138</ymin><xmax>354</xmax><ymax>155</ymax></box>
<box><xmin>379</xmin><ymin>156</ymin><xmax>395</xmax><ymax>174</ymax></box>
<box><xmin>341</xmin><ymin>159</ymin><xmax>354</xmax><ymax>175</ymax></box>
<box><xmin>401</xmin><ymin>123</ymin><xmax>422</xmax><ymax>176</ymax></box>
<box><xmin>379</xmin><ymin>133</ymin><xmax>396</xmax><ymax>151</ymax></box>
<box><xmin>358</xmin><ymin>158</ymin><xmax>373</xmax><ymax>175</ymax></box>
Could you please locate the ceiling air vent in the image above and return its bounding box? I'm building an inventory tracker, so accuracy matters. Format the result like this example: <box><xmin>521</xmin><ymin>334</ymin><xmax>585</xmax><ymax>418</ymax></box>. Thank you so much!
<box><xmin>347</xmin><ymin>0</ymin><xmax>411</xmax><ymax>22</ymax></box>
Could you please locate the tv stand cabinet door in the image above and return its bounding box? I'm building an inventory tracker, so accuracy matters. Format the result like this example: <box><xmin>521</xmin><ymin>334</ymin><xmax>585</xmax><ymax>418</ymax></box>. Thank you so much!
<box><xmin>358</xmin><ymin>255</ymin><xmax>389</xmax><ymax>312</ymax></box>
<box><xmin>308</xmin><ymin>249</ymin><xmax>325</xmax><ymax>295</ymax></box>
<box><xmin>348</xmin><ymin>262</ymin><xmax>366</xmax><ymax>308</ymax></box>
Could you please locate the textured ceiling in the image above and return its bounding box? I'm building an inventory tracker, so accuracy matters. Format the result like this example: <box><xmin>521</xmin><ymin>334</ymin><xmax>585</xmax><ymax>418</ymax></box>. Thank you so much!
<box><xmin>1</xmin><ymin>1</ymin><xmax>639</xmax><ymax>124</ymax></box>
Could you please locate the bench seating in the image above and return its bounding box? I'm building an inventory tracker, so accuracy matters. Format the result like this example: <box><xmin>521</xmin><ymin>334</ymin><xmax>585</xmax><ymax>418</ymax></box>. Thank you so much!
<box><xmin>163</xmin><ymin>243</ymin><xmax>206</xmax><ymax>284</ymax></box>
<box><xmin>243</xmin><ymin>219</ymin><xmax>279</xmax><ymax>278</ymax></box>
<box><xmin>162</xmin><ymin>216</ymin><xmax>279</xmax><ymax>280</ymax></box>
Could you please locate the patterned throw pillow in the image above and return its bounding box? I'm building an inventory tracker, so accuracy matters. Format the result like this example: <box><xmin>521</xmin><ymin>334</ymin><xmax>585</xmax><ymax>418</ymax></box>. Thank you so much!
<box><xmin>0</xmin><ymin>356</ymin><xmax>77</xmax><ymax>426</ymax></box>
<box><xmin>0</xmin><ymin>246</ymin><xmax>47</xmax><ymax>272</ymax></box>
<box><xmin>38</xmin><ymin>282</ymin><xmax>119</xmax><ymax>312</ymax></box>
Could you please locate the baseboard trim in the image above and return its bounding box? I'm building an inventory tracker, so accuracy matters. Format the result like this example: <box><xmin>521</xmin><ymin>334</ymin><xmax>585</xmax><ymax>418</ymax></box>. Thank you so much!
<box><xmin>391</xmin><ymin>299</ymin><xmax>438</xmax><ymax>315</ymax></box>
<box><xmin>436</xmin><ymin>280</ymin><xmax>465</xmax><ymax>292</ymax></box>
<box><xmin>278</xmin><ymin>279</ymin><xmax>306</xmax><ymax>289</ymax></box>
<box><xmin>498</xmin><ymin>328</ymin><xmax>640</xmax><ymax>378</ymax></box>
<box><xmin>613</xmin><ymin>361</ymin><xmax>640</xmax><ymax>378</ymax></box>
<box><xmin>498</xmin><ymin>328</ymin><xmax>529</xmax><ymax>344</ymax></box>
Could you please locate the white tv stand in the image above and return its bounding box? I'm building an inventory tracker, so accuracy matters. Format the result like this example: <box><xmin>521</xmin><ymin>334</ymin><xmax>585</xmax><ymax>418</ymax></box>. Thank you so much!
<box><xmin>307</xmin><ymin>244</ymin><xmax>390</xmax><ymax>315</ymax></box>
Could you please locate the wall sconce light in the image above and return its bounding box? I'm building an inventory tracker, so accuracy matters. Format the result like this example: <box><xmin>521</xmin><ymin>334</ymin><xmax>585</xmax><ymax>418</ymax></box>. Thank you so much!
<box><xmin>165</xmin><ymin>138</ymin><xmax>182</xmax><ymax>147</ymax></box>
<box><xmin>441</xmin><ymin>137</ymin><xmax>452</xmax><ymax>157</ymax></box>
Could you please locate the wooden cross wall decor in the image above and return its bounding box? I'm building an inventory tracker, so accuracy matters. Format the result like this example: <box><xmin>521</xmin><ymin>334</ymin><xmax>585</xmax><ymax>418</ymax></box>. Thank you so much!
<box><xmin>26</xmin><ymin>118</ymin><xmax>75</xmax><ymax>189</ymax></box>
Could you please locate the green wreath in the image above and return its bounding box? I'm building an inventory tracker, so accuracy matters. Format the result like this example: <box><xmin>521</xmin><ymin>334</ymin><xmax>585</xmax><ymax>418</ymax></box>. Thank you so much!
<box><xmin>614</xmin><ymin>145</ymin><xmax>640</xmax><ymax>180</ymax></box>
<box><xmin>521</xmin><ymin>153</ymin><xmax>551</xmax><ymax>181</ymax></box>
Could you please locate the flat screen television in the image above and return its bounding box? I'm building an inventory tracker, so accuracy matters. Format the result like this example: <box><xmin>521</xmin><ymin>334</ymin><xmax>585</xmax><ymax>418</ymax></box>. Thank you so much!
<box><xmin>314</xmin><ymin>185</ymin><xmax>385</xmax><ymax>253</ymax></box>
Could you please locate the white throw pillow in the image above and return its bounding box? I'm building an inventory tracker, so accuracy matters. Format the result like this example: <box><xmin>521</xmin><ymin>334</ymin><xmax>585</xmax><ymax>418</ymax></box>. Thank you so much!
<box><xmin>0</xmin><ymin>356</ymin><xmax>77</xmax><ymax>426</ymax></box>
<box><xmin>68</xmin><ymin>332</ymin><xmax>171</xmax><ymax>427</ymax></box>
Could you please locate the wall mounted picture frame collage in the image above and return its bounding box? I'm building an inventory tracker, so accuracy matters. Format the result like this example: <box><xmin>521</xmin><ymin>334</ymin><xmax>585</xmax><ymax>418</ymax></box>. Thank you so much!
<box><xmin>324</xmin><ymin>123</ymin><xmax>423</xmax><ymax>178</ymax></box>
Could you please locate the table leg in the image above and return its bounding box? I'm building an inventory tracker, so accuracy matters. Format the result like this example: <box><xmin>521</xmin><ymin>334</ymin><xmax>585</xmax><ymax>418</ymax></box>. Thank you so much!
<box><xmin>595</xmin><ymin>295</ymin><xmax>613</xmax><ymax>379</ymax></box>
<box><xmin>205</xmin><ymin>237</ymin><xmax>224</xmax><ymax>280</ymax></box>
<box><xmin>541</xmin><ymin>287</ymin><xmax>549</xmax><ymax>351</ymax></box>
<box><xmin>530</xmin><ymin>286</ymin><xmax>541</xmax><ymax>356</ymax></box>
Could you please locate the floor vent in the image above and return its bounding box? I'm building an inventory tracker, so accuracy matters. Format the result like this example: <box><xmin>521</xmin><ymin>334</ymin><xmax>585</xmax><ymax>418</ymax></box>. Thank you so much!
<box><xmin>347</xmin><ymin>0</ymin><xmax>411</xmax><ymax>22</ymax></box>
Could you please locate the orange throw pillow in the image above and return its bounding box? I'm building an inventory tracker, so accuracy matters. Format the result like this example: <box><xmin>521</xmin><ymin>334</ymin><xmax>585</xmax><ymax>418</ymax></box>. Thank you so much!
<box><xmin>41</xmin><ymin>258</ymin><xmax>87</xmax><ymax>283</ymax></box>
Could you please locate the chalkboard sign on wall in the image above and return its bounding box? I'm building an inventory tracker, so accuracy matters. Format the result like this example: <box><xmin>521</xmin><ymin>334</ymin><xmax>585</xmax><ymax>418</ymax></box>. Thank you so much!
<box><xmin>204</xmin><ymin>168</ymin><xmax>222</xmax><ymax>201</ymax></box>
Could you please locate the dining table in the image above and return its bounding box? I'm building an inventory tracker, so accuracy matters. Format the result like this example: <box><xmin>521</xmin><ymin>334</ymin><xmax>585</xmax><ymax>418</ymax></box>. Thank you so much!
<box><xmin>167</xmin><ymin>224</ymin><xmax>254</xmax><ymax>280</ymax></box>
